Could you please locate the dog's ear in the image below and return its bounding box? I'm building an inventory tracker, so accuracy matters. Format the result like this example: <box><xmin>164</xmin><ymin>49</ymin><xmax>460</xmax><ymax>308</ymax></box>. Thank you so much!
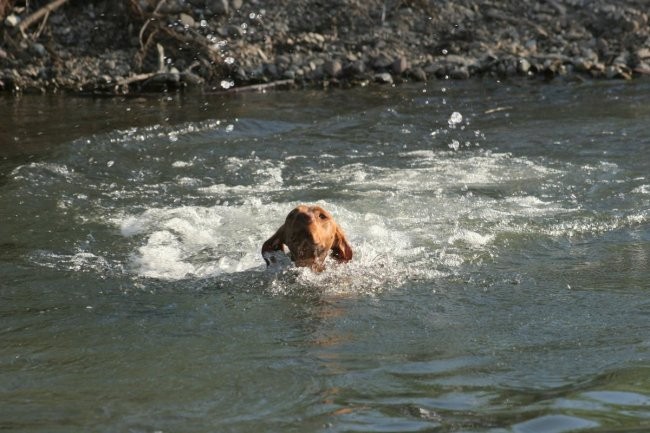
<box><xmin>261</xmin><ymin>226</ymin><xmax>286</xmax><ymax>266</ymax></box>
<box><xmin>331</xmin><ymin>225</ymin><xmax>353</xmax><ymax>263</ymax></box>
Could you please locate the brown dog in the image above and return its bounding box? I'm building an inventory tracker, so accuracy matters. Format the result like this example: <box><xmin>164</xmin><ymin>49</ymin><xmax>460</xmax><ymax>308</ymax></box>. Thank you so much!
<box><xmin>262</xmin><ymin>205</ymin><xmax>353</xmax><ymax>271</ymax></box>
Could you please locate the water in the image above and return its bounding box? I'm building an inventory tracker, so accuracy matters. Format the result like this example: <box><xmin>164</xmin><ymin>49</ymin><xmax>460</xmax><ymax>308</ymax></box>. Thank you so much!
<box><xmin>1</xmin><ymin>81</ymin><xmax>649</xmax><ymax>433</ymax></box>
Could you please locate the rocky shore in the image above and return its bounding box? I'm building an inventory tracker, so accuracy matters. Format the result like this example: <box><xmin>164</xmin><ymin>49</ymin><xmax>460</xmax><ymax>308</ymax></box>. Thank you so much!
<box><xmin>1</xmin><ymin>0</ymin><xmax>649</xmax><ymax>94</ymax></box>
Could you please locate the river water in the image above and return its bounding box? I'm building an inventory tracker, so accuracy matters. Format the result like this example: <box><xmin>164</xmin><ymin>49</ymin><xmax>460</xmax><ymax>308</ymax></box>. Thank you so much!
<box><xmin>1</xmin><ymin>81</ymin><xmax>649</xmax><ymax>433</ymax></box>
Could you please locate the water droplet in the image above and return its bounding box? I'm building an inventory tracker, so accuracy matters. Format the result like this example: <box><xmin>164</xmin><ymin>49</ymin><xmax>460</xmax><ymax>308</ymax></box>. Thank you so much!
<box><xmin>220</xmin><ymin>80</ymin><xmax>235</xmax><ymax>89</ymax></box>
<box><xmin>448</xmin><ymin>111</ymin><xmax>463</xmax><ymax>128</ymax></box>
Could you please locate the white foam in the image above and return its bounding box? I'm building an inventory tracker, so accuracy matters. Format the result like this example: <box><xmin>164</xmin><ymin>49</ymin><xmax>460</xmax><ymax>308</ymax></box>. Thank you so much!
<box><xmin>101</xmin><ymin>142</ymin><xmax>640</xmax><ymax>289</ymax></box>
<box><xmin>631</xmin><ymin>184</ymin><xmax>650</xmax><ymax>195</ymax></box>
<box><xmin>447</xmin><ymin>229</ymin><xmax>494</xmax><ymax>247</ymax></box>
<box><xmin>119</xmin><ymin>203</ymin><xmax>265</xmax><ymax>279</ymax></box>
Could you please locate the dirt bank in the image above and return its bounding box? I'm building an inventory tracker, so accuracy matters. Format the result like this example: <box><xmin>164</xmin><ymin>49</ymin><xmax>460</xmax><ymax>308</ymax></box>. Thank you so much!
<box><xmin>1</xmin><ymin>0</ymin><xmax>649</xmax><ymax>94</ymax></box>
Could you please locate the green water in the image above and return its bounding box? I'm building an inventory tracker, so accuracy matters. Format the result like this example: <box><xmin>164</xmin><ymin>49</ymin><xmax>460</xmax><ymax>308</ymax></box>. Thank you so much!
<box><xmin>1</xmin><ymin>81</ymin><xmax>649</xmax><ymax>432</ymax></box>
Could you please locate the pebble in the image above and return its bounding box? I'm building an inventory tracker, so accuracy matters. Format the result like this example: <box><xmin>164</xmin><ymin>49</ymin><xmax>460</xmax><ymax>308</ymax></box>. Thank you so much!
<box><xmin>30</xmin><ymin>43</ymin><xmax>48</xmax><ymax>58</ymax></box>
<box><xmin>5</xmin><ymin>14</ymin><xmax>20</xmax><ymax>27</ymax></box>
<box><xmin>374</xmin><ymin>72</ymin><xmax>393</xmax><ymax>84</ymax></box>
<box><xmin>179</xmin><ymin>13</ymin><xmax>195</xmax><ymax>28</ymax></box>
<box><xmin>323</xmin><ymin>60</ymin><xmax>342</xmax><ymax>78</ymax></box>
<box><xmin>409</xmin><ymin>67</ymin><xmax>427</xmax><ymax>81</ymax></box>
<box><xmin>2</xmin><ymin>0</ymin><xmax>650</xmax><ymax>94</ymax></box>
<box><xmin>517</xmin><ymin>58</ymin><xmax>531</xmax><ymax>74</ymax></box>
<box><xmin>344</xmin><ymin>60</ymin><xmax>365</xmax><ymax>77</ymax></box>
<box><xmin>392</xmin><ymin>56</ymin><xmax>409</xmax><ymax>75</ymax></box>
<box><xmin>206</xmin><ymin>0</ymin><xmax>229</xmax><ymax>15</ymax></box>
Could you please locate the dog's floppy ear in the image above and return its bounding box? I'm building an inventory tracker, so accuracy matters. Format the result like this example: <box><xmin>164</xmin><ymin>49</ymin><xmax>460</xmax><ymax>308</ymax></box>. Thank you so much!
<box><xmin>330</xmin><ymin>225</ymin><xmax>353</xmax><ymax>263</ymax></box>
<box><xmin>261</xmin><ymin>226</ymin><xmax>286</xmax><ymax>266</ymax></box>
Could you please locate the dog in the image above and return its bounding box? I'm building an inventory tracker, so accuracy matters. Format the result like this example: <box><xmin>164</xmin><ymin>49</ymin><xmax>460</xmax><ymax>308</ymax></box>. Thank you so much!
<box><xmin>262</xmin><ymin>205</ymin><xmax>353</xmax><ymax>272</ymax></box>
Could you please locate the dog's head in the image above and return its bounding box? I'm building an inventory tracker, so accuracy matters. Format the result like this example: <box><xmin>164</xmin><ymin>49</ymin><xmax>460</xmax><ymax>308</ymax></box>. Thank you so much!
<box><xmin>262</xmin><ymin>205</ymin><xmax>353</xmax><ymax>271</ymax></box>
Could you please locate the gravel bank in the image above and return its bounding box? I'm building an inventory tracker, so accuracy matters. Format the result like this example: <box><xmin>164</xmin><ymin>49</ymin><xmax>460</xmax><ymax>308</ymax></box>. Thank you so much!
<box><xmin>1</xmin><ymin>0</ymin><xmax>649</xmax><ymax>94</ymax></box>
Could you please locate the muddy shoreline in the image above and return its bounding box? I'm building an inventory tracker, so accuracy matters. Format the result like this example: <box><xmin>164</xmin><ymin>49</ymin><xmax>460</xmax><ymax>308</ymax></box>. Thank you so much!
<box><xmin>1</xmin><ymin>0</ymin><xmax>649</xmax><ymax>95</ymax></box>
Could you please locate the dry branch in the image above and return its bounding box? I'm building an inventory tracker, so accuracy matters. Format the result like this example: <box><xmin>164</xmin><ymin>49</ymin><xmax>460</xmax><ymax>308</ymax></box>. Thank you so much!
<box><xmin>18</xmin><ymin>0</ymin><xmax>69</xmax><ymax>33</ymax></box>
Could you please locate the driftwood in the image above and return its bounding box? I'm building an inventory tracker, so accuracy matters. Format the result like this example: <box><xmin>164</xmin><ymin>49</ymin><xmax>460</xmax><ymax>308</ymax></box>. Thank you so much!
<box><xmin>225</xmin><ymin>79</ymin><xmax>295</xmax><ymax>93</ymax></box>
<box><xmin>18</xmin><ymin>0</ymin><xmax>69</xmax><ymax>33</ymax></box>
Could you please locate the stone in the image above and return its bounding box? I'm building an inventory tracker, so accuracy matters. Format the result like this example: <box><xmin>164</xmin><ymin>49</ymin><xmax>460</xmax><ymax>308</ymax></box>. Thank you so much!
<box><xmin>392</xmin><ymin>56</ymin><xmax>409</xmax><ymax>75</ymax></box>
<box><xmin>157</xmin><ymin>0</ymin><xmax>186</xmax><ymax>14</ymax></box>
<box><xmin>373</xmin><ymin>53</ymin><xmax>393</xmax><ymax>70</ymax></box>
<box><xmin>264</xmin><ymin>63</ymin><xmax>279</xmax><ymax>78</ymax></box>
<box><xmin>276</xmin><ymin>55</ymin><xmax>291</xmax><ymax>70</ymax></box>
<box><xmin>231</xmin><ymin>0</ymin><xmax>243</xmax><ymax>10</ymax></box>
<box><xmin>4</xmin><ymin>14</ymin><xmax>20</xmax><ymax>27</ymax></box>
<box><xmin>344</xmin><ymin>60</ymin><xmax>365</xmax><ymax>77</ymax></box>
<box><xmin>323</xmin><ymin>60</ymin><xmax>342</xmax><ymax>78</ymax></box>
<box><xmin>408</xmin><ymin>67</ymin><xmax>427</xmax><ymax>81</ymax></box>
<box><xmin>573</xmin><ymin>57</ymin><xmax>594</xmax><ymax>73</ymax></box>
<box><xmin>180</xmin><ymin>71</ymin><xmax>204</xmax><ymax>85</ymax></box>
<box><xmin>374</xmin><ymin>72</ymin><xmax>393</xmax><ymax>84</ymax></box>
<box><xmin>179</xmin><ymin>13</ymin><xmax>195</xmax><ymax>28</ymax></box>
<box><xmin>206</xmin><ymin>0</ymin><xmax>228</xmax><ymax>15</ymax></box>
<box><xmin>517</xmin><ymin>58</ymin><xmax>531</xmax><ymax>74</ymax></box>
<box><xmin>449</xmin><ymin>65</ymin><xmax>470</xmax><ymax>79</ymax></box>
<box><xmin>30</xmin><ymin>43</ymin><xmax>48</xmax><ymax>57</ymax></box>
<box><xmin>637</xmin><ymin>48</ymin><xmax>650</xmax><ymax>60</ymax></box>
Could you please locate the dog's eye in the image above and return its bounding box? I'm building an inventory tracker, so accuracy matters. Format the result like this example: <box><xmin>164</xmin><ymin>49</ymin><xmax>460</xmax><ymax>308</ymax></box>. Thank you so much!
<box><xmin>319</xmin><ymin>213</ymin><xmax>328</xmax><ymax>220</ymax></box>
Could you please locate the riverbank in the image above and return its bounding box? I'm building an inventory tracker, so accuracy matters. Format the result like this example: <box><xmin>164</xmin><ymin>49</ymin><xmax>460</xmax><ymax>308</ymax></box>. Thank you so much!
<box><xmin>1</xmin><ymin>0</ymin><xmax>649</xmax><ymax>94</ymax></box>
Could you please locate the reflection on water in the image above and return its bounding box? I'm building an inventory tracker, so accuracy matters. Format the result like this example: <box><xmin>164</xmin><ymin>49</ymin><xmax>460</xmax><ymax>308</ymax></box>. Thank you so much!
<box><xmin>1</xmin><ymin>81</ymin><xmax>649</xmax><ymax>432</ymax></box>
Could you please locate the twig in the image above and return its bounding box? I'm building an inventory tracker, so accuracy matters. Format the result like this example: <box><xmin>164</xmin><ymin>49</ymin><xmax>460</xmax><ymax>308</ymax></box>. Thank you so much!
<box><xmin>18</xmin><ymin>0</ymin><xmax>69</xmax><ymax>33</ymax></box>
<box><xmin>116</xmin><ymin>72</ymin><xmax>157</xmax><ymax>87</ymax></box>
<box><xmin>225</xmin><ymin>79</ymin><xmax>295</xmax><ymax>93</ymax></box>
<box><xmin>33</xmin><ymin>10</ymin><xmax>49</xmax><ymax>39</ymax></box>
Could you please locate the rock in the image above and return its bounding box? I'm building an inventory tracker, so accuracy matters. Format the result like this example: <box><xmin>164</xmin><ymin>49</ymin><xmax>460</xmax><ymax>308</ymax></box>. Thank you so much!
<box><xmin>634</xmin><ymin>62</ymin><xmax>650</xmax><ymax>75</ymax></box>
<box><xmin>344</xmin><ymin>60</ymin><xmax>365</xmax><ymax>77</ymax></box>
<box><xmin>449</xmin><ymin>65</ymin><xmax>470</xmax><ymax>80</ymax></box>
<box><xmin>30</xmin><ymin>43</ymin><xmax>48</xmax><ymax>58</ymax></box>
<box><xmin>157</xmin><ymin>0</ymin><xmax>187</xmax><ymax>14</ymax></box>
<box><xmin>4</xmin><ymin>14</ymin><xmax>20</xmax><ymax>27</ymax></box>
<box><xmin>637</xmin><ymin>48</ymin><xmax>650</xmax><ymax>60</ymax></box>
<box><xmin>323</xmin><ymin>60</ymin><xmax>342</xmax><ymax>78</ymax></box>
<box><xmin>573</xmin><ymin>57</ymin><xmax>594</xmax><ymax>73</ymax></box>
<box><xmin>231</xmin><ymin>0</ymin><xmax>243</xmax><ymax>10</ymax></box>
<box><xmin>392</xmin><ymin>56</ymin><xmax>409</xmax><ymax>75</ymax></box>
<box><xmin>264</xmin><ymin>63</ymin><xmax>279</xmax><ymax>78</ymax></box>
<box><xmin>276</xmin><ymin>55</ymin><xmax>291</xmax><ymax>70</ymax></box>
<box><xmin>179</xmin><ymin>13</ymin><xmax>195</xmax><ymax>28</ymax></box>
<box><xmin>517</xmin><ymin>58</ymin><xmax>531</xmax><ymax>74</ymax></box>
<box><xmin>408</xmin><ymin>67</ymin><xmax>427</xmax><ymax>81</ymax></box>
<box><xmin>180</xmin><ymin>71</ymin><xmax>204</xmax><ymax>85</ymax></box>
<box><xmin>206</xmin><ymin>0</ymin><xmax>228</xmax><ymax>15</ymax></box>
<box><xmin>606</xmin><ymin>64</ymin><xmax>632</xmax><ymax>80</ymax></box>
<box><xmin>373</xmin><ymin>53</ymin><xmax>393</xmax><ymax>70</ymax></box>
<box><xmin>424</xmin><ymin>62</ymin><xmax>447</xmax><ymax>78</ymax></box>
<box><xmin>374</xmin><ymin>72</ymin><xmax>393</xmax><ymax>84</ymax></box>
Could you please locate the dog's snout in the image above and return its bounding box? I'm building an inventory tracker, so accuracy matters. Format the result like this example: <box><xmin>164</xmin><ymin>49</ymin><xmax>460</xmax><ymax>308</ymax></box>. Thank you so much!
<box><xmin>296</xmin><ymin>211</ymin><xmax>315</xmax><ymax>224</ymax></box>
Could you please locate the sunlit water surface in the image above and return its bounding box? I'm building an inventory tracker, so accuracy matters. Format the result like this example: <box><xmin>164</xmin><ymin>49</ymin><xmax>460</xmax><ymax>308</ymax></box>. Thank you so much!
<box><xmin>1</xmin><ymin>81</ymin><xmax>649</xmax><ymax>433</ymax></box>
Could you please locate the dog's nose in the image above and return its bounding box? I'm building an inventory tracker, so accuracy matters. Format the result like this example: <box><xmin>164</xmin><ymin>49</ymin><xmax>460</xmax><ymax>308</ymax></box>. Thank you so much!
<box><xmin>296</xmin><ymin>211</ymin><xmax>316</xmax><ymax>224</ymax></box>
